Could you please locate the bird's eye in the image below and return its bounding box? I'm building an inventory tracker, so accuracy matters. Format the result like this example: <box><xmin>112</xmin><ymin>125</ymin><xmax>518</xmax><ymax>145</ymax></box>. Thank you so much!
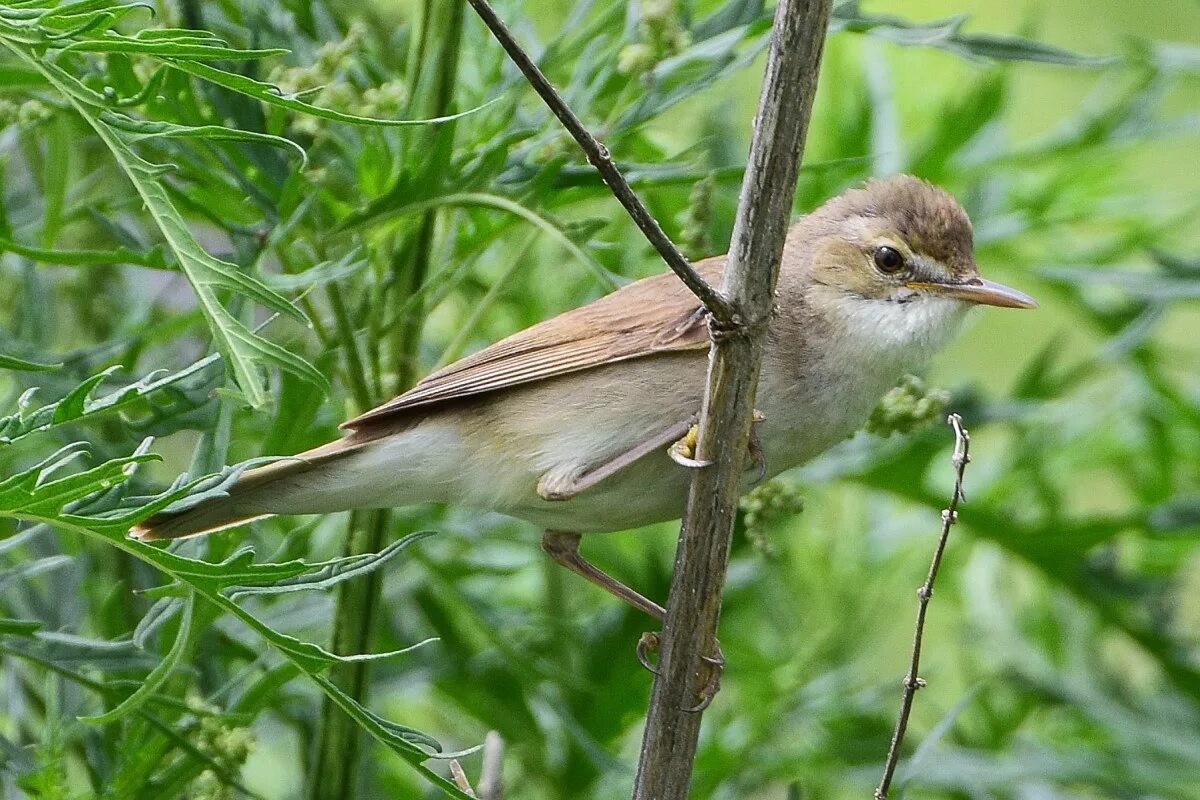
<box><xmin>873</xmin><ymin>246</ymin><xmax>905</xmax><ymax>273</ymax></box>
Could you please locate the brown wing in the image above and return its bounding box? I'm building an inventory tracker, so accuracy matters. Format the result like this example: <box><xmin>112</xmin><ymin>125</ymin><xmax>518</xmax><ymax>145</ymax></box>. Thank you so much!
<box><xmin>343</xmin><ymin>257</ymin><xmax>724</xmax><ymax>429</ymax></box>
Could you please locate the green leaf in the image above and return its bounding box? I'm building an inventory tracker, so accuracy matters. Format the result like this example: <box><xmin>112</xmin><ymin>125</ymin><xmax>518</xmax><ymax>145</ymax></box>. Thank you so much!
<box><xmin>79</xmin><ymin>591</ymin><xmax>195</xmax><ymax>725</ymax></box>
<box><xmin>228</xmin><ymin>532</ymin><xmax>435</xmax><ymax>597</ymax></box>
<box><xmin>0</xmin><ymin>444</ymin><xmax>458</xmax><ymax>787</ymax></box>
<box><xmin>349</xmin><ymin>191</ymin><xmax>623</xmax><ymax>291</ymax></box>
<box><xmin>58</xmin><ymin>38</ymin><xmax>287</xmax><ymax>60</ymax></box>
<box><xmin>261</xmin><ymin>251</ymin><xmax>369</xmax><ymax>292</ymax></box>
<box><xmin>1039</xmin><ymin>266</ymin><xmax>1200</xmax><ymax>300</ymax></box>
<box><xmin>0</xmin><ymin>47</ymin><xmax>323</xmax><ymax>407</ymax></box>
<box><xmin>0</xmin><ymin>352</ymin><xmax>61</xmax><ymax>372</ymax></box>
<box><xmin>0</xmin><ymin>618</ymin><xmax>42</xmax><ymax>636</ymax></box>
<box><xmin>832</xmin><ymin>3</ymin><xmax>1117</xmax><ymax>66</ymax></box>
<box><xmin>169</xmin><ymin>59</ymin><xmax>498</xmax><ymax>128</ymax></box>
<box><xmin>0</xmin><ymin>234</ymin><xmax>171</xmax><ymax>269</ymax></box>
<box><xmin>99</xmin><ymin>111</ymin><xmax>307</xmax><ymax>166</ymax></box>
<box><xmin>0</xmin><ymin>357</ymin><xmax>219</xmax><ymax>444</ymax></box>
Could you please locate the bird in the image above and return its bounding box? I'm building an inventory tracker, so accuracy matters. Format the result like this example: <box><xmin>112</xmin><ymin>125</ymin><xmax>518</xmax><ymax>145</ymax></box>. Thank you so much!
<box><xmin>132</xmin><ymin>174</ymin><xmax>1036</xmax><ymax>623</ymax></box>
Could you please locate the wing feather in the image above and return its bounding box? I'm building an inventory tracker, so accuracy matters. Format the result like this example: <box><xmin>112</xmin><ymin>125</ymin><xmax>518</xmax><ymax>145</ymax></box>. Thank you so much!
<box><xmin>343</xmin><ymin>257</ymin><xmax>724</xmax><ymax>429</ymax></box>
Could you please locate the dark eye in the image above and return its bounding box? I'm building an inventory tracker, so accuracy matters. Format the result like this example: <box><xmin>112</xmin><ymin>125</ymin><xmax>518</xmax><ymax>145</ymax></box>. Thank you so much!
<box><xmin>873</xmin><ymin>246</ymin><xmax>905</xmax><ymax>273</ymax></box>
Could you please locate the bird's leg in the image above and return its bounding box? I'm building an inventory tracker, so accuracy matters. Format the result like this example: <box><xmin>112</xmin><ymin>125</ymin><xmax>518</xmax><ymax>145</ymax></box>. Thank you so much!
<box><xmin>669</xmin><ymin>409</ymin><xmax>768</xmax><ymax>484</ymax></box>
<box><xmin>541</xmin><ymin>531</ymin><xmax>665</xmax><ymax>620</ymax></box>
<box><xmin>542</xmin><ymin>531</ymin><xmax>726</xmax><ymax>711</ymax></box>
<box><xmin>542</xmin><ymin>532</ymin><xmax>720</xmax><ymax>705</ymax></box>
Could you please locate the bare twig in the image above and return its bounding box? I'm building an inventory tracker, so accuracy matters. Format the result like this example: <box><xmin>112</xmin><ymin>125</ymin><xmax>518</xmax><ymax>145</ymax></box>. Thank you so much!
<box><xmin>633</xmin><ymin>1</ymin><xmax>833</xmax><ymax>798</ymax></box>
<box><xmin>463</xmin><ymin>0</ymin><xmax>735</xmax><ymax>325</ymax></box>
<box><xmin>874</xmin><ymin>414</ymin><xmax>972</xmax><ymax>799</ymax></box>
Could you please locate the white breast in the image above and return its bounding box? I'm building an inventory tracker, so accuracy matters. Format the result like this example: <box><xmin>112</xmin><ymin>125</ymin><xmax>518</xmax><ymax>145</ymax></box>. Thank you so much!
<box><xmin>756</xmin><ymin>293</ymin><xmax>972</xmax><ymax>473</ymax></box>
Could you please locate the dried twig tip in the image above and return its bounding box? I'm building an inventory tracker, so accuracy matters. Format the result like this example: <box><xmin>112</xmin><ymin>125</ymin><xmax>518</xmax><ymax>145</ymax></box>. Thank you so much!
<box><xmin>450</xmin><ymin>759</ymin><xmax>477</xmax><ymax>797</ymax></box>
<box><xmin>874</xmin><ymin>413</ymin><xmax>974</xmax><ymax>800</ymax></box>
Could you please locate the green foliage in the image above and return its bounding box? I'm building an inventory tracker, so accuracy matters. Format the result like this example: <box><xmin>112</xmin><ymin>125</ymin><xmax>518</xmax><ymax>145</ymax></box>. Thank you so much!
<box><xmin>0</xmin><ymin>0</ymin><xmax>1197</xmax><ymax>798</ymax></box>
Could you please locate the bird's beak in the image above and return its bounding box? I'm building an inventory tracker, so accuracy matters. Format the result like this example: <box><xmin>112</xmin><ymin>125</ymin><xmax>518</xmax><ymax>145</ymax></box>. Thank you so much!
<box><xmin>906</xmin><ymin>277</ymin><xmax>1038</xmax><ymax>309</ymax></box>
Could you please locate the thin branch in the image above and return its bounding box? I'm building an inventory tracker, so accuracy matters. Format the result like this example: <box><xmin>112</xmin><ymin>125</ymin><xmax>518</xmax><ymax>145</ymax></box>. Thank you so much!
<box><xmin>449</xmin><ymin>759</ymin><xmax>478</xmax><ymax>798</ymax></box>
<box><xmin>463</xmin><ymin>0</ymin><xmax>735</xmax><ymax>325</ymax></box>
<box><xmin>448</xmin><ymin>731</ymin><xmax>502</xmax><ymax>800</ymax></box>
<box><xmin>632</xmin><ymin>1</ymin><xmax>833</xmax><ymax>798</ymax></box>
<box><xmin>874</xmin><ymin>413</ymin><xmax>972</xmax><ymax>800</ymax></box>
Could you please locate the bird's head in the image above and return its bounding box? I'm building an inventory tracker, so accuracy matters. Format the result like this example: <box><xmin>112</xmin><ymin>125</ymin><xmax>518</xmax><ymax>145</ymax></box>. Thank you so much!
<box><xmin>795</xmin><ymin>174</ymin><xmax>1036</xmax><ymax>361</ymax></box>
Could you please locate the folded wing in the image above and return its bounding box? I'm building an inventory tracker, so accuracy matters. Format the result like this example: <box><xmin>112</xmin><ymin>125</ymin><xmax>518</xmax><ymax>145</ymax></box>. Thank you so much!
<box><xmin>344</xmin><ymin>257</ymin><xmax>724</xmax><ymax>429</ymax></box>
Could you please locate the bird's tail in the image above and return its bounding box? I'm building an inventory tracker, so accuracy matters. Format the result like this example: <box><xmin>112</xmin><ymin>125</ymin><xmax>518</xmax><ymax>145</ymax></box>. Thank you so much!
<box><xmin>130</xmin><ymin>439</ymin><xmax>365</xmax><ymax>542</ymax></box>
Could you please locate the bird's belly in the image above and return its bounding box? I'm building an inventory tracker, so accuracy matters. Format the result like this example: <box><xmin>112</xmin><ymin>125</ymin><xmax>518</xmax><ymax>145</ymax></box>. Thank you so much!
<box><xmin>501</xmin><ymin>375</ymin><xmax>891</xmax><ymax>533</ymax></box>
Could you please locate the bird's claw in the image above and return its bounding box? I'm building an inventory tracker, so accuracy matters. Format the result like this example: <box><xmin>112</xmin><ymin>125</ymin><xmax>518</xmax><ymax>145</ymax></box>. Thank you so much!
<box><xmin>670</xmin><ymin>411</ymin><xmax>766</xmax><ymax>473</ymax></box>
<box><xmin>747</xmin><ymin>409</ymin><xmax>767</xmax><ymax>484</ymax></box>
<box><xmin>685</xmin><ymin>641</ymin><xmax>725</xmax><ymax>713</ymax></box>
<box><xmin>668</xmin><ymin>423</ymin><xmax>711</xmax><ymax>469</ymax></box>
<box><xmin>637</xmin><ymin>631</ymin><xmax>661</xmax><ymax>674</ymax></box>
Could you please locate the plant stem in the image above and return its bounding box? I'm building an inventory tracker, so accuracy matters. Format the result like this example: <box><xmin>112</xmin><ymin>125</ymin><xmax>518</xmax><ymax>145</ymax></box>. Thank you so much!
<box><xmin>309</xmin><ymin>4</ymin><xmax>466</xmax><ymax>798</ymax></box>
<box><xmin>632</xmin><ymin>1</ymin><xmax>832</xmax><ymax>797</ymax></box>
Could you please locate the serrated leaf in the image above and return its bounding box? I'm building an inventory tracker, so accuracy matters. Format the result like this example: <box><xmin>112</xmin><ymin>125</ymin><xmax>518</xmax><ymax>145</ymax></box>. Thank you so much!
<box><xmin>0</xmin><ymin>356</ymin><xmax>220</xmax><ymax>445</ymax></box>
<box><xmin>229</xmin><ymin>531</ymin><xmax>434</xmax><ymax>597</ymax></box>
<box><xmin>0</xmin><ymin>446</ymin><xmax>453</xmax><ymax>779</ymax></box>
<box><xmin>59</xmin><ymin>38</ymin><xmax>287</xmax><ymax>60</ymax></box>
<box><xmin>79</xmin><ymin>591</ymin><xmax>195</xmax><ymax>725</ymax></box>
<box><xmin>3</xmin><ymin>39</ymin><xmax>323</xmax><ymax>407</ymax></box>
<box><xmin>348</xmin><ymin>192</ymin><xmax>622</xmax><ymax>291</ymax></box>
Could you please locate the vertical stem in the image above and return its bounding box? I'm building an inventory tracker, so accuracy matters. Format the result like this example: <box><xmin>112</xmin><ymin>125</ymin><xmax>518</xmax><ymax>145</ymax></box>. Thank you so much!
<box><xmin>632</xmin><ymin>1</ymin><xmax>832</xmax><ymax>798</ymax></box>
<box><xmin>308</xmin><ymin>4</ymin><xmax>465</xmax><ymax>798</ymax></box>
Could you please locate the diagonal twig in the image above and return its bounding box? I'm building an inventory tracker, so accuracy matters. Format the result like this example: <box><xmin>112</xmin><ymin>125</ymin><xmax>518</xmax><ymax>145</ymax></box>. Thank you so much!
<box><xmin>874</xmin><ymin>413</ymin><xmax>972</xmax><ymax>799</ymax></box>
<box><xmin>463</xmin><ymin>0</ymin><xmax>735</xmax><ymax>325</ymax></box>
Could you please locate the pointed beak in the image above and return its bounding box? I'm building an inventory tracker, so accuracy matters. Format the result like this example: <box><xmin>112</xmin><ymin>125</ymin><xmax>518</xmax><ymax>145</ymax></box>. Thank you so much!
<box><xmin>906</xmin><ymin>277</ymin><xmax>1038</xmax><ymax>309</ymax></box>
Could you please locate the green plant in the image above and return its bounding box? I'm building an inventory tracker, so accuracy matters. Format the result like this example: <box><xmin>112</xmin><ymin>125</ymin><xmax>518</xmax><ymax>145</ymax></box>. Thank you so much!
<box><xmin>2</xmin><ymin>0</ymin><xmax>1198</xmax><ymax>798</ymax></box>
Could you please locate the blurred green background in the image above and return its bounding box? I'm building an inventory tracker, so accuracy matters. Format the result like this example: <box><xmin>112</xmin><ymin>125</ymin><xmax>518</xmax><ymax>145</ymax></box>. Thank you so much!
<box><xmin>1</xmin><ymin>1</ymin><xmax>1198</xmax><ymax>798</ymax></box>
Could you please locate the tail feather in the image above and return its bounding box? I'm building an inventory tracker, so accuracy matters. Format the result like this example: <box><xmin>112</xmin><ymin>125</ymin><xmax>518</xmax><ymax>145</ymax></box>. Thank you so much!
<box><xmin>130</xmin><ymin>438</ymin><xmax>365</xmax><ymax>542</ymax></box>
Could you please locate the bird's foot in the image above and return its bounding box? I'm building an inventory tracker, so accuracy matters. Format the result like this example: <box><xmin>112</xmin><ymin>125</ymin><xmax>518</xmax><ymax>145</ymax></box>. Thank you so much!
<box><xmin>634</xmin><ymin>632</ymin><xmax>725</xmax><ymax>712</ymax></box>
<box><xmin>668</xmin><ymin>423</ymin><xmax>710</xmax><ymax>468</ymax></box>
<box><xmin>668</xmin><ymin>411</ymin><xmax>767</xmax><ymax>479</ymax></box>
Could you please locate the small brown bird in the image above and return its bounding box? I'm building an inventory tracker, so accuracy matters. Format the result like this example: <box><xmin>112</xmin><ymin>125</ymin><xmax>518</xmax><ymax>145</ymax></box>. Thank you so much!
<box><xmin>133</xmin><ymin>175</ymin><xmax>1035</xmax><ymax>619</ymax></box>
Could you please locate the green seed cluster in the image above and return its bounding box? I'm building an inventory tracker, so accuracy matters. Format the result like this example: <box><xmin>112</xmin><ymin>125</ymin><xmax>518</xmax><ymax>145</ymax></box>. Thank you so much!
<box><xmin>267</xmin><ymin>23</ymin><xmax>409</xmax><ymax>136</ymax></box>
<box><xmin>618</xmin><ymin>0</ymin><xmax>692</xmax><ymax>77</ymax></box>
<box><xmin>679</xmin><ymin>173</ymin><xmax>715</xmax><ymax>259</ymax></box>
<box><xmin>740</xmin><ymin>480</ymin><xmax>805</xmax><ymax>556</ymax></box>
<box><xmin>865</xmin><ymin>374</ymin><xmax>950</xmax><ymax>437</ymax></box>
<box><xmin>188</xmin><ymin>699</ymin><xmax>255</xmax><ymax>800</ymax></box>
<box><xmin>0</xmin><ymin>98</ymin><xmax>51</xmax><ymax>129</ymax></box>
